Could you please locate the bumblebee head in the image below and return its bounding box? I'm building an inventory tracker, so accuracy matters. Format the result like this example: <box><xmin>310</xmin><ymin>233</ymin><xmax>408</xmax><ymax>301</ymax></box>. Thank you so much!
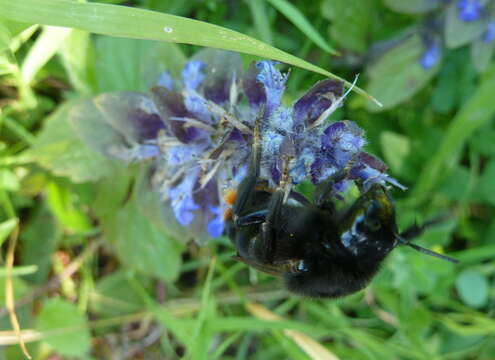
<box><xmin>340</xmin><ymin>184</ymin><xmax>398</xmax><ymax>260</ymax></box>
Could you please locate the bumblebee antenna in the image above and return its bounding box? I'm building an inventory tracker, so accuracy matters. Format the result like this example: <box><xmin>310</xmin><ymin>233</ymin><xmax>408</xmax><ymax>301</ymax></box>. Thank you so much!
<box><xmin>395</xmin><ymin>235</ymin><xmax>459</xmax><ymax>264</ymax></box>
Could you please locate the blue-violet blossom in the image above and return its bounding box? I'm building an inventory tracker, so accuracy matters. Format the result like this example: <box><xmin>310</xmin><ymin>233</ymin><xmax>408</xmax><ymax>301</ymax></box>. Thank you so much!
<box><xmin>74</xmin><ymin>49</ymin><xmax>402</xmax><ymax>242</ymax></box>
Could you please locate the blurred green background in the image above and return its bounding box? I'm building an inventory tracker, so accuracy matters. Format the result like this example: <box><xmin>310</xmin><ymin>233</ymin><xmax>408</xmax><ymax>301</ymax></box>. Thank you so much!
<box><xmin>1</xmin><ymin>0</ymin><xmax>494</xmax><ymax>359</ymax></box>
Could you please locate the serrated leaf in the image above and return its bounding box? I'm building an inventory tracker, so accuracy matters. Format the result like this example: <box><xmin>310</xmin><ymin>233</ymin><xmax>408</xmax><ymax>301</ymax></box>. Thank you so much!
<box><xmin>323</xmin><ymin>0</ymin><xmax>373</xmax><ymax>53</ymax></box>
<box><xmin>382</xmin><ymin>0</ymin><xmax>441</xmax><ymax>14</ymax></box>
<box><xmin>37</xmin><ymin>298</ymin><xmax>91</xmax><ymax>357</ymax></box>
<box><xmin>366</xmin><ymin>34</ymin><xmax>439</xmax><ymax>111</ymax></box>
<box><xmin>31</xmin><ymin>100</ymin><xmax>119</xmax><ymax>182</ymax></box>
<box><xmin>380</xmin><ymin>131</ymin><xmax>410</xmax><ymax>173</ymax></box>
<box><xmin>0</xmin><ymin>0</ymin><xmax>378</xmax><ymax>103</ymax></box>
<box><xmin>103</xmin><ymin>197</ymin><xmax>184</xmax><ymax>281</ymax></box>
<box><xmin>456</xmin><ymin>269</ymin><xmax>489</xmax><ymax>308</ymax></box>
<box><xmin>445</xmin><ymin>1</ymin><xmax>488</xmax><ymax>49</ymax></box>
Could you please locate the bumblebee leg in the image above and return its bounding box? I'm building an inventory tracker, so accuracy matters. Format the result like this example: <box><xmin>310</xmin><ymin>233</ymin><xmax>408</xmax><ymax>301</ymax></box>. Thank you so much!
<box><xmin>235</xmin><ymin>209</ymin><xmax>268</xmax><ymax>226</ymax></box>
<box><xmin>253</xmin><ymin>156</ymin><xmax>292</xmax><ymax>262</ymax></box>
<box><xmin>315</xmin><ymin>168</ymin><xmax>349</xmax><ymax>208</ymax></box>
<box><xmin>232</xmin><ymin>112</ymin><xmax>263</xmax><ymax>217</ymax></box>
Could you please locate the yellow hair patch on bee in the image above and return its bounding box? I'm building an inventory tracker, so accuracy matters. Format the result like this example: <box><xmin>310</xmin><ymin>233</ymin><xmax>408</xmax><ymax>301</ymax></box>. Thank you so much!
<box><xmin>224</xmin><ymin>189</ymin><xmax>237</xmax><ymax>205</ymax></box>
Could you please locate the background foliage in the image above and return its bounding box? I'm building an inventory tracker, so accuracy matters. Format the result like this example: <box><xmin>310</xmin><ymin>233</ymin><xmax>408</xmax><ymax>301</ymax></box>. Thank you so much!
<box><xmin>0</xmin><ymin>0</ymin><xmax>494</xmax><ymax>359</ymax></box>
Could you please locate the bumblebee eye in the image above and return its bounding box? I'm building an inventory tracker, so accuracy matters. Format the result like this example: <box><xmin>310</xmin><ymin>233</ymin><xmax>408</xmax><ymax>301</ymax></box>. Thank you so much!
<box><xmin>364</xmin><ymin>217</ymin><xmax>381</xmax><ymax>231</ymax></box>
<box><xmin>364</xmin><ymin>201</ymin><xmax>382</xmax><ymax>231</ymax></box>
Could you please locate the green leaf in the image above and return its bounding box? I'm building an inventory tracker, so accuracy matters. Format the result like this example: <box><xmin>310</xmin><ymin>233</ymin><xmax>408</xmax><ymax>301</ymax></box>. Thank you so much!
<box><xmin>410</xmin><ymin>64</ymin><xmax>495</xmax><ymax>205</ymax></box>
<box><xmin>322</xmin><ymin>0</ymin><xmax>373</xmax><ymax>53</ymax></box>
<box><xmin>20</xmin><ymin>205</ymin><xmax>60</xmax><ymax>284</ymax></box>
<box><xmin>438</xmin><ymin>166</ymin><xmax>472</xmax><ymax>201</ymax></box>
<box><xmin>382</xmin><ymin>0</ymin><xmax>441</xmax><ymax>13</ymax></box>
<box><xmin>103</xmin><ymin>197</ymin><xmax>184</xmax><ymax>281</ymax></box>
<box><xmin>95</xmin><ymin>36</ymin><xmax>186</xmax><ymax>92</ymax></box>
<box><xmin>0</xmin><ymin>0</ymin><xmax>378</xmax><ymax>104</ymax></box>
<box><xmin>445</xmin><ymin>1</ymin><xmax>488</xmax><ymax>49</ymax></box>
<box><xmin>267</xmin><ymin>0</ymin><xmax>337</xmax><ymax>54</ymax></box>
<box><xmin>455</xmin><ymin>269</ymin><xmax>489</xmax><ymax>308</ymax></box>
<box><xmin>0</xmin><ymin>20</ymin><xmax>11</xmax><ymax>52</ymax></box>
<box><xmin>380</xmin><ymin>131</ymin><xmax>410</xmax><ymax>174</ymax></box>
<box><xmin>46</xmin><ymin>181</ymin><xmax>93</xmax><ymax>233</ymax></box>
<box><xmin>0</xmin><ymin>168</ymin><xmax>20</xmax><ymax>191</ymax></box>
<box><xmin>469</xmin><ymin>127</ymin><xmax>495</xmax><ymax>156</ymax></box>
<box><xmin>472</xmin><ymin>159</ymin><xmax>495</xmax><ymax>205</ymax></box>
<box><xmin>0</xmin><ymin>21</ymin><xmax>16</xmax><ymax>75</ymax></box>
<box><xmin>366</xmin><ymin>34</ymin><xmax>439</xmax><ymax>111</ymax></box>
<box><xmin>0</xmin><ymin>217</ymin><xmax>18</xmax><ymax>247</ymax></box>
<box><xmin>37</xmin><ymin>298</ymin><xmax>91</xmax><ymax>357</ymax></box>
<box><xmin>91</xmin><ymin>270</ymin><xmax>151</xmax><ymax>317</ymax></box>
<box><xmin>92</xmin><ymin>166</ymin><xmax>132</xmax><ymax>219</ymax></box>
<box><xmin>59</xmin><ymin>29</ymin><xmax>97</xmax><ymax>95</ymax></box>
<box><xmin>31</xmin><ymin>100</ymin><xmax>119</xmax><ymax>182</ymax></box>
<box><xmin>471</xmin><ymin>37</ymin><xmax>495</xmax><ymax>74</ymax></box>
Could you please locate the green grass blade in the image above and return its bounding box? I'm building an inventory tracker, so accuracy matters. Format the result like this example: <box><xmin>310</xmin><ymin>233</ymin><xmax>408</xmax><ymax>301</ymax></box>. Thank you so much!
<box><xmin>0</xmin><ymin>0</ymin><xmax>380</xmax><ymax>105</ymax></box>
<box><xmin>21</xmin><ymin>25</ymin><xmax>72</xmax><ymax>84</ymax></box>
<box><xmin>247</xmin><ymin>0</ymin><xmax>273</xmax><ymax>44</ymax></box>
<box><xmin>409</xmin><ymin>64</ymin><xmax>495</xmax><ymax>205</ymax></box>
<box><xmin>266</xmin><ymin>0</ymin><xmax>339</xmax><ymax>55</ymax></box>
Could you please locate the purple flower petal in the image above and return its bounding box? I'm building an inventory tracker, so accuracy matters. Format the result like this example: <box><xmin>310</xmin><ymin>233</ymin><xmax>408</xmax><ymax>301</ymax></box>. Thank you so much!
<box><xmin>191</xmin><ymin>49</ymin><xmax>242</xmax><ymax>104</ymax></box>
<box><xmin>184</xmin><ymin>93</ymin><xmax>212</xmax><ymax>124</ymax></box>
<box><xmin>242</xmin><ymin>62</ymin><xmax>267</xmax><ymax>112</ymax></box>
<box><xmin>150</xmin><ymin>86</ymin><xmax>202</xmax><ymax>143</ymax></box>
<box><xmin>420</xmin><ymin>42</ymin><xmax>441</xmax><ymax>69</ymax></box>
<box><xmin>457</xmin><ymin>0</ymin><xmax>482</xmax><ymax>22</ymax></box>
<box><xmin>169</xmin><ymin>168</ymin><xmax>201</xmax><ymax>226</ymax></box>
<box><xmin>95</xmin><ymin>92</ymin><xmax>165</xmax><ymax>142</ymax></box>
<box><xmin>182</xmin><ymin>61</ymin><xmax>207</xmax><ymax>90</ymax></box>
<box><xmin>206</xmin><ymin>206</ymin><xmax>225</xmax><ymax>238</ymax></box>
<box><xmin>483</xmin><ymin>22</ymin><xmax>495</xmax><ymax>43</ymax></box>
<box><xmin>255</xmin><ymin>61</ymin><xmax>288</xmax><ymax>118</ymax></box>
<box><xmin>167</xmin><ymin>142</ymin><xmax>209</xmax><ymax>167</ymax></box>
<box><xmin>293</xmin><ymin>80</ymin><xmax>344</xmax><ymax>128</ymax></box>
<box><xmin>157</xmin><ymin>71</ymin><xmax>174</xmax><ymax>90</ymax></box>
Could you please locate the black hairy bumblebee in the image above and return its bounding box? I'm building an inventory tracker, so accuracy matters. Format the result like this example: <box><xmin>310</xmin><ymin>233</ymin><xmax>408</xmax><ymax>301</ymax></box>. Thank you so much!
<box><xmin>225</xmin><ymin>122</ymin><xmax>458</xmax><ymax>298</ymax></box>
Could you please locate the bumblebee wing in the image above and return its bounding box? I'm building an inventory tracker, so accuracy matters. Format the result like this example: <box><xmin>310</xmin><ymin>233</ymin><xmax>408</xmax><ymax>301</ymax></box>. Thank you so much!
<box><xmin>232</xmin><ymin>255</ymin><xmax>302</xmax><ymax>277</ymax></box>
<box><xmin>232</xmin><ymin>255</ymin><xmax>285</xmax><ymax>277</ymax></box>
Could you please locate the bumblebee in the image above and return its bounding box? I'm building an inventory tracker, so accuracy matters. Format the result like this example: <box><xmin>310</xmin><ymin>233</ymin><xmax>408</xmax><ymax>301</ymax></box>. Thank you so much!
<box><xmin>225</xmin><ymin>122</ymin><xmax>457</xmax><ymax>298</ymax></box>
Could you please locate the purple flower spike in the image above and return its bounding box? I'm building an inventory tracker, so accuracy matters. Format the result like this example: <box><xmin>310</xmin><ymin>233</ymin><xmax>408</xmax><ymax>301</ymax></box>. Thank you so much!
<box><xmin>182</xmin><ymin>61</ymin><xmax>207</xmax><ymax>90</ymax></box>
<box><xmin>420</xmin><ymin>42</ymin><xmax>440</xmax><ymax>69</ymax></box>
<box><xmin>76</xmin><ymin>49</ymin><xmax>402</xmax><ymax>242</ymax></box>
<box><xmin>483</xmin><ymin>22</ymin><xmax>495</xmax><ymax>43</ymax></box>
<box><xmin>457</xmin><ymin>0</ymin><xmax>482</xmax><ymax>22</ymax></box>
